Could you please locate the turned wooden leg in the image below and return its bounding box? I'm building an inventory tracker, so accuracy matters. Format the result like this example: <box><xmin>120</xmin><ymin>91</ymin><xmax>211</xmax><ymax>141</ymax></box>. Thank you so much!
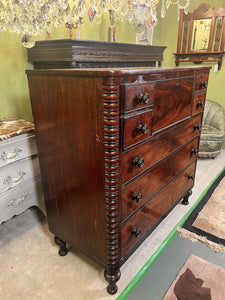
<box><xmin>104</xmin><ymin>269</ymin><xmax>121</xmax><ymax>295</ymax></box>
<box><xmin>182</xmin><ymin>190</ymin><xmax>192</xmax><ymax>205</ymax></box>
<box><xmin>54</xmin><ymin>236</ymin><xmax>68</xmax><ymax>256</ymax></box>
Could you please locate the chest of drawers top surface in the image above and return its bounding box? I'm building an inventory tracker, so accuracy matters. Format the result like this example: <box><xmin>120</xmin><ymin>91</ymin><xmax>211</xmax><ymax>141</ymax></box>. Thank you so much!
<box><xmin>0</xmin><ymin>117</ymin><xmax>34</xmax><ymax>141</ymax></box>
<box><xmin>26</xmin><ymin>65</ymin><xmax>210</xmax><ymax>294</ymax></box>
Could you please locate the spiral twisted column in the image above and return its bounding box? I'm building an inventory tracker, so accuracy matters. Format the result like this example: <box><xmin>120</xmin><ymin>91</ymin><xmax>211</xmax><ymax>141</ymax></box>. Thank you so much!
<box><xmin>103</xmin><ymin>76</ymin><xmax>121</xmax><ymax>294</ymax></box>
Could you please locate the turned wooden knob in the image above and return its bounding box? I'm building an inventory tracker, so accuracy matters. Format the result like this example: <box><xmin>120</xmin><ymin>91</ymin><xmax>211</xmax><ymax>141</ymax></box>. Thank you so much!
<box><xmin>131</xmin><ymin>226</ymin><xmax>141</xmax><ymax>237</ymax></box>
<box><xmin>132</xmin><ymin>192</ymin><xmax>143</xmax><ymax>203</ymax></box>
<box><xmin>133</xmin><ymin>157</ymin><xmax>144</xmax><ymax>168</ymax></box>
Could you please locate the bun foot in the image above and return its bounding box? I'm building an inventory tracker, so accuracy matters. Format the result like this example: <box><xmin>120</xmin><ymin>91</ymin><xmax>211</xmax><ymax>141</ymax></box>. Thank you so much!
<box><xmin>182</xmin><ymin>190</ymin><xmax>192</xmax><ymax>205</ymax></box>
<box><xmin>104</xmin><ymin>269</ymin><xmax>121</xmax><ymax>295</ymax></box>
<box><xmin>54</xmin><ymin>236</ymin><xmax>68</xmax><ymax>256</ymax></box>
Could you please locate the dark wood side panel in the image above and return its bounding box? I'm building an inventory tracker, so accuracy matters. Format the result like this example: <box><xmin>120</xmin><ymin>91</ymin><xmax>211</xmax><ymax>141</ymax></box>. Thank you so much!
<box><xmin>27</xmin><ymin>74</ymin><xmax>107</xmax><ymax>264</ymax></box>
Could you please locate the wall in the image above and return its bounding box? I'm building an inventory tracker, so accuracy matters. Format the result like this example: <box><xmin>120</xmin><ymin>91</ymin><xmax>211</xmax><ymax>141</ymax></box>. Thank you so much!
<box><xmin>0</xmin><ymin>0</ymin><xmax>225</xmax><ymax>122</ymax></box>
<box><xmin>0</xmin><ymin>9</ymin><xmax>136</xmax><ymax>122</ymax></box>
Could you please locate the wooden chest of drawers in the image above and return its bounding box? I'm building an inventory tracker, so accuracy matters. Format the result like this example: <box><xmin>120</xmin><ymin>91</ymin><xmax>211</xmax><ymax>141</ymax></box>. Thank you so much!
<box><xmin>0</xmin><ymin>118</ymin><xmax>45</xmax><ymax>224</ymax></box>
<box><xmin>26</xmin><ymin>66</ymin><xmax>210</xmax><ymax>294</ymax></box>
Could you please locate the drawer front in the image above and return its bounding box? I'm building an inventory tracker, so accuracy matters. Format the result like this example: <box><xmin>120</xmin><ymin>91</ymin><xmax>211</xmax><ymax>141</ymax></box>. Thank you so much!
<box><xmin>122</xmin><ymin>114</ymin><xmax>202</xmax><ymax>183</ymax></box>
<box><xmin>121</xmin><ymin>163</ymin><xmax>196</xmax><ymax>257</ymax></box>
<box><xmin>195</xmin><ymin>74</ymin><xmax>209</xmax><ymax>91</ymax></box>
<box><xmin>121</xmin><ymin>137</ymin><xmax>199</xmax><ymax>221</ymax></box>
<box><xmin>0</xmin><ymin>177</ymin><xmax>43</xmax><ymax>224</ymax></box>
<box><xmin>0</xmin><ymin>134</ymin><xmax>37</xmax><ymax>168</ymax></box>
<box><xmin>152</xmin><ymin>77</ymin><xmax>194</xmax><ymax>132</ymax></box>
<box><xmin>123</xmin><ymin>83</ymin><xmax>154</xmax><ymax>112</ymax></box>
<box><xmin>192</xmin><ymin>93</ymin><xmax>206</xmax><ymax>115</ymax></box>
<box><xmin>123</xmin><ymin>110</ymin><xmax>153</xmax><ymax>149</ymax></box>
<box><xmin>0</xmin><ymin>156</ymin><xmax>41</xmax><ymax>194</ymax></box>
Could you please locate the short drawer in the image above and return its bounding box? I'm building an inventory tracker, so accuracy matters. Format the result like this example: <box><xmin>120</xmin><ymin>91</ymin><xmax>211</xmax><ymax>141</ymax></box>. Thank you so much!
<box><xmin>152</xmin><ymin>77</ymin><xmax>194</xmax><ymax>133</ymax></box>
<box><xmin>0</xmin><ymin>177</ymin><xmax>44</xmax><ymax>224</ymax></box>
<box><xmin>195</xmin><ymin>74</ymin><xmax>209</xmax><ymax>91</ymax></box>
<box><xmin>122</xmin><ymin>83</ymin><xmax>154</xmax><ymax>112</ymax></box>
<box><xmin>192</xmin><ymin>93</ymin><xmax>206</xmax><ymax>115</ymax></box>
<box><xmin>122</xmin><ymin>114</ymin><xmax>202</xmax><ymax>183</ymax></box>
<box><xmin>0</xmin><ymin>134</ymin><xmax>38</xmax><ymax>168</ymax></box>
<box><xmin>120</xmin><ymin>162</ymin><xmax>196</xmax><ymax>257</ymax></box>
<box><xmin>121</xmin><ymin>137</ymin><xmax>199</xmax><ymax>221</ymax></box>
<box><xmin>0</xmin><ymin>156</ymin><xmax>41</xmax><ymax>194</ymax></box>
<box><xmin>123</xmin><ymin>110</ymin><xmax>153</xmax><ymax>149</ymax></box>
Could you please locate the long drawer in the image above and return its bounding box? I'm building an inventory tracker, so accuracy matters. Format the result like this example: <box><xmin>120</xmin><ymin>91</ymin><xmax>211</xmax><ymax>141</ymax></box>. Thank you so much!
<box><xmin>120</xmin><ymin>162</ymin><xmax>196</xmax><ymax>257</ymax></box>
<box><xmin>122</xmin><ymin>114</ymin><xmax>202</xmax><ymax>183</ymax></box>
<box><xmin>121</xmin><ymin>137</ymin><xmax>199</xmax><ymax>222</ymax></box>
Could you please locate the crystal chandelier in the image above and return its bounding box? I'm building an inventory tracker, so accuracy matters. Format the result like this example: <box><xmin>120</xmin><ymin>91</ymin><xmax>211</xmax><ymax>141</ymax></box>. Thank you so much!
<box><xmin>0</xmin><ymin>0</ymin><xmax>190</xmax><ymax>48</ymax></box>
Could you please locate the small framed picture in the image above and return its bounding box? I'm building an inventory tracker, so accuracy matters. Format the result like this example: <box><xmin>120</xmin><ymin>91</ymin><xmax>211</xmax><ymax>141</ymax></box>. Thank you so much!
<box><xmin>136</xmin><ymin>16</ymin><xmax>155</xmax><ymax>45</ymax></box>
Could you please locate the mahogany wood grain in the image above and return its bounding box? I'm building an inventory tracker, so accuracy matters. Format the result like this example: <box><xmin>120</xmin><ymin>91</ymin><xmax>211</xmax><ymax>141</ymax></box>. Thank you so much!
<box><xmin>121</xmin><ymin>162</ymin><xmax>196</xmax><ymax>257</ymax></box>
<box><xmin>121</xmin><ymin>137</ymin><xmax>199</xmax><ymax>221</ymax></box>
<box><xmin>195</xmin><ymin>74</ymin><xmax>209</xmax><ymax>91</ymax></box>
<box><xmin>192</xmin><ymin>94</ymin><xmax>206</xmax><ymax>115</ymax></box>
<box><xmin>152</xmin><ymin>77</ymin><xmax>194</xmax><ymax>132</ymax></box>
<box><xmin>122</xmin><ymin>114</ymin><xmax>202</xmax><ymax>183</ymax></box>
<box><xmin>122</xmin><ymin>82</ymin><xmax>154</xmax><ymax>112</ymax></box>
<box><xmin>27</xmin><ymin>74</ymin><xmax>108</xmax><ymax>265</ymax></box>
<box><xmin>123</xmin><ymin>109</ymin><xmax>153</xmax><ymax>149</ymax></box>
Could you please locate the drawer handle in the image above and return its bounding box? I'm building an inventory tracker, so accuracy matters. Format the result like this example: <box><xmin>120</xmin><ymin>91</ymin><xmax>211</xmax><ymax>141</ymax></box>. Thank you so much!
<box><xmin>197</xmin><ymin>100</ymin><xmax>205</xmax><ymax>108</ymax></box>
<box><xmin>131</xmin><ymin>226</ymin><xmax>141</xmax><ymax>238</ymax></box>
<box><xmin>1</xmin><ymin>147</ymin><xmax>22</xmax><ymax>161</ymax></box>
<box><xmin>138</xmin><ymin>91</ymin><xmax>150</xmax><ymax>104</ymax></box>
<box><xmin>136</xmin><ymin>123</ymin><xmax>148</xmax><ymax>134</ymax></box>
<box><xmin>3</xmin><ymin>170</ymin><xmax>26</xmax><ymax>185</ymax></box>
<box><xmin>188</xmin><ymin>174</ymin><xmax>195</xmax><ymax>181</ymax></box>
<box><xmin>191</xmin><ymin>148</ymin><xmax>198</xmax><ymax>156</ymax></box>
<box><xmin>199</xmin><ymin>81</ymin><xmax>208</xmax><ymax>89</ymax></box>
<box><xmin>133</xmin><ymin>157</ymin><xmax>144</xmax><ymax>168</ymax></box>
<box><xmin>193</xmin><ymin>124</ymin><xmax>201</xmax><ymax>132</ymax></box>
<box><xmin>8</xmin><ymin>192</ymin><xmax>27</xmax><ymax>207</ymax></box>
<box><xmin>132</xmin><ymin>192</ymin><xmax>143</xmax><ymax>203</ymax></box>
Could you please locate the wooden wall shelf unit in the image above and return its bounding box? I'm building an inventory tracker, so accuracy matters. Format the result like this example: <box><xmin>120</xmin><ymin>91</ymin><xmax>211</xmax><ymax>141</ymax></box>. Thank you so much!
<box><xmin>174</xmin><ymin>3</ymin><xmax>225</xmax><ymax>70</ymax></box>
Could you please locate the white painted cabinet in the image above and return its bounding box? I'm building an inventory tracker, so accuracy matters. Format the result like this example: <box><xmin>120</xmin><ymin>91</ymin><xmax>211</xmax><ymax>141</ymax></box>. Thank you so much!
<box><xmin>0</xmin><ymin>118</ymin><xmax>45</xmax><ymax>224</ymax></box>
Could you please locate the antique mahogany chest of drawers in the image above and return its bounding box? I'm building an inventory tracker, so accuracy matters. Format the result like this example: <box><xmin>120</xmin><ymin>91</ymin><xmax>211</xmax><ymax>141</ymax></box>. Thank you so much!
<box><xmin>26</xmin><ymin>66</ymin><xmax>210</xmax><ymax>294</ymax></box>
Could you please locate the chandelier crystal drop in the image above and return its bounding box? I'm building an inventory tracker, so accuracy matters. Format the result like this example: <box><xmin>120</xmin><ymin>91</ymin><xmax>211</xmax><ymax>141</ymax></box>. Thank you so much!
<box><xmin>0</xmin><ymin>0</ymin><xmax>190</xmax><ymax>47</ymax></box>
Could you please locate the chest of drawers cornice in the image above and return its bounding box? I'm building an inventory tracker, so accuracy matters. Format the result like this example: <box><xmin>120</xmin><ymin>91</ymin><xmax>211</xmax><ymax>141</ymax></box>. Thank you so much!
<box><xmin>26</xmin><ymin>65</ymin><xmax>210</xmax><ymax>294</ymax></box>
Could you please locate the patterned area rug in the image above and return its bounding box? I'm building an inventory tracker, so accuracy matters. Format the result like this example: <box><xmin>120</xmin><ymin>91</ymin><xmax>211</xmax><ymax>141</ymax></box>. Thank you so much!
<box><xmin>181</xmin><ymin>168</ymin><xmax>225</xmax><ymax>247</ymax></box>
<box><xmin>163</xmin><ymin>254</ymin><xmax>225</xmax><ymax>300</ymax></box>
<box><xmin>193</xmin><ymin>176</ymin><xmax>225</xmax><ymax>239</ymax></box>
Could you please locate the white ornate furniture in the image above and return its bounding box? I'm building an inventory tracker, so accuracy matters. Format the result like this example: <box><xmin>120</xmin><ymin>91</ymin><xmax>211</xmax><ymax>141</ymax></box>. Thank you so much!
<box><xmin>0</xmin><ymin>117</ymin><xmax>45</xmax><ymax>224</ymax></box>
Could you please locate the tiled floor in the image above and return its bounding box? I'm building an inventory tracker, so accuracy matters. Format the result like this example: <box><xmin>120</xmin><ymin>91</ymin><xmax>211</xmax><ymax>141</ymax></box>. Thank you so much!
<box><xmin>0</xmin><ymin>150</ymin><xmax>225</xmax><ymax>300</ymax></box>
